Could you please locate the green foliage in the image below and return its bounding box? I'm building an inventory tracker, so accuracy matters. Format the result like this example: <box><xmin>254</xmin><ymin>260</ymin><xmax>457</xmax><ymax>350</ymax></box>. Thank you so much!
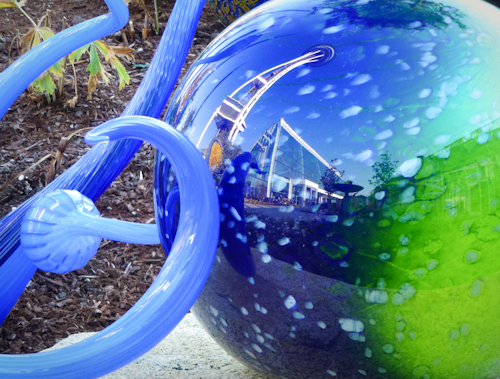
<box><xmin>320</xmin><ymin>159</ymin><xmax>344</xmax><ymax>199</ymax></box>
<box><xmin>68</xmin><ymin>40</ymin><xmax>134</xmax><ymax>100</ymax></box>
<box><xmin>0</xmin><ymin>0</ymin><xmax>22</xmax><ymax>9</ymax></box>
<box><xmin>3</xmin><ymin>0</ymin><xmax>134</xmax><ymax>103</ymax></box>
<box><xmin>369</xmin><ymin>152</ymin><xmax>398</xmax><ymax>188</ymax></box>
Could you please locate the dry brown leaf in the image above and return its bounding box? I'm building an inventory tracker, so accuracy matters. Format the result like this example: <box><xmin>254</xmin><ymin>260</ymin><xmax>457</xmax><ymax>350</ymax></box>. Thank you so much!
<box><xmin>65</xmin><ymin>95</ymin><xmax>78</xmax><ymax>108</ymax></box>
<box><xmin>109</xmin><ymin>46</ymin><xmax>134</xmax><ymax>60</ymax></box>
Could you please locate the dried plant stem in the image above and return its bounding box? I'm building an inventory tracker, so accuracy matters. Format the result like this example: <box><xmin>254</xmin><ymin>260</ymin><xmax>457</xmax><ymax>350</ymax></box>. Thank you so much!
<box><xmin>17</xmin><ymin>5</ymin><xmax>37</xmax><ymax>28</ymax></box>
<box><xmin>57</xmin><ymin>17</ymin><xmax>68</xmax><ymax>98</ymax></box>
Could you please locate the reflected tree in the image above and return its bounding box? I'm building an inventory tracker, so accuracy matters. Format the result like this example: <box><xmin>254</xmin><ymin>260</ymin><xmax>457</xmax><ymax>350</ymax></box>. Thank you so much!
<box><xmin>369</xmin><ymin>152</ymin><xmax>398</xmax><ymax>188</ymax></box>
<box><xmin>316</xmin><ymin>0</ymin><xmax>466</xmax><ymax>30</ymax></box>
<box><xmin>321</xmin><ymin>159</ymin><xmax>344</xmax><ymax>204</ymax></box>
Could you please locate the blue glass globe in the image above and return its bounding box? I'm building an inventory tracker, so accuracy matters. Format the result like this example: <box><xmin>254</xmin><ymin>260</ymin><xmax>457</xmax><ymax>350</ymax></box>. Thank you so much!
<box><xmin>156</xmin><ymin>0</ymin><xmax>500</xmax><ymax>377</ymax></box>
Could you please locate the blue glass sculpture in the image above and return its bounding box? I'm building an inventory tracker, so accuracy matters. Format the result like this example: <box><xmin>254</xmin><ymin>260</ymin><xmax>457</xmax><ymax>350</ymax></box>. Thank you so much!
<box><xmin>159</xmin><ymin>0</ymin><xmax>500</xmax><ymax>378</ymax></box>
<box><xmin>0</xmin><ymin>1</ymin><xmax>221</xmax><ymax>378</ymax></box>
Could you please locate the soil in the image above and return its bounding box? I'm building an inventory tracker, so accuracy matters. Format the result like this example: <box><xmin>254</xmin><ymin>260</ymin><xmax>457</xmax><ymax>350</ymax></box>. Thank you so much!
<box><xmin>0</xmin><ymin>0</ymin><xmax>223</xmax><ymax>354</ymax></box>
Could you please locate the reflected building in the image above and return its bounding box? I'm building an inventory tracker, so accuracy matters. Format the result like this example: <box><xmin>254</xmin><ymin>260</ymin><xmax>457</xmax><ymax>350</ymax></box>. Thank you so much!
<box><xmin>248</xmin><ymin>118</ymin><xmax>343</xmax><ymax>205</ymax></box>
<box><xmin>197</xmin><ymin>48</ymin><xmax>330</xmax><ymax>148</ymax></box>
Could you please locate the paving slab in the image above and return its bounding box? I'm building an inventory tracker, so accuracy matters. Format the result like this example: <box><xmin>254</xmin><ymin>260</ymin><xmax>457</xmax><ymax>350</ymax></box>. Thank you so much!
<box><xmin>46</xmin><ymin>313</ymin><xmax>272</xmax><ymax>379</ymax></box>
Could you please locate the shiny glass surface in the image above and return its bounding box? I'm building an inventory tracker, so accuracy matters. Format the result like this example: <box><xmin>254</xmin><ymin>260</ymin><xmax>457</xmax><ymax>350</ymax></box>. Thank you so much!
<box><xmin>158</xmin><ymin>0</ymin><xmax>500</xmax><ymax>377</ymax></box>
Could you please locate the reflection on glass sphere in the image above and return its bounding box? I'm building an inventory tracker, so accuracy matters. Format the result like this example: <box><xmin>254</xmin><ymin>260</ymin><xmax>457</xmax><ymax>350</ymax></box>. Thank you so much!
<box><xmin>156</xmin><ymin>0</ymin><xmax>500</xmax><ymax>377</ymax></box>
<box><xmin>208</xmin><ymin>0</ymin><xmax>269</xmax><ymax>25</ymax></box>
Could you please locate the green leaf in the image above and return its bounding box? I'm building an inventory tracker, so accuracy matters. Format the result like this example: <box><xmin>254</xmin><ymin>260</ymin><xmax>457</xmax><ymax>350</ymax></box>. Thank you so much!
<box><xmin>48</xmin><ymin>60</ymin><xmax>64</xmax><ymax>77</ymax></box>
<box><xmin>33</xmin><ymin>74</ymin><xmax>56</xmax><ymax>95</ymax></box>
<box><xmin>87</xmin><ymin>43</ymin><xmax>101</xmax><ymax>75</ymax></box>
<box><xmin>0</xmin><ymin>0</ymin><xmax>17</xmax><ymax>9</ymax></box>
<box><xmin>94</xmin><ymin>40</ymin><xmax>110</xmax><ymax>61</ymax></box>
<box><xmin>37</xmin><ymin>27</ymin><xmax>55</xmax><ymax>41</ymax></box>
<box><xmin>113</xmin><ymin>59</ymin><xmax>129</xmax><ymax>90</ymax></box>
<box><xmin>69</xmin><ymin>43</ymin><xmax>90</xmax><ymax>63</ymax></box>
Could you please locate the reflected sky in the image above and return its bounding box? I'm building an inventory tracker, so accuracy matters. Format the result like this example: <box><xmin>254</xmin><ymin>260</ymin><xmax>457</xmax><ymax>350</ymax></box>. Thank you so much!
<box><xmin>167</xmin><ymin>0</ymin><xmax>500</xmax><ymax>196</ymax></box>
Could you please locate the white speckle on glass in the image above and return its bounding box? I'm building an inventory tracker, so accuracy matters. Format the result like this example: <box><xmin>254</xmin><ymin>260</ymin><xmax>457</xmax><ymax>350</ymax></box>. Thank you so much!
<box><xmin>278</xmin><ymin>237</ymin><xmax>290</xmax><ymax>246</ymax></box>
<box><xmin>376</xmin><ymin>45</ymin><xmax>390</xmax><ymax>54</ymax></box>
<box><xmin>323</xmin><ymin>24</ymin><xmax>346</xmax><ymax>34</ymax></box>
<box><xmin>241</xmin><ymin>307</ymin><xmax>249</xmax><ymax>315</ymax></box>
<box><xmin>419</xmin><ymin>88</ymin><xmax>432</xmax><ymax>98</ymax></box>
<box><xmin>324</xmin><ymin>92</ymin><xmax>338</xmax><ymax>99</ymax></box>
<box><xmin>293</xmin><ymin>311</ymin><xmax>305</xmax><ymax>320</ymax></box>
<box><xmin>209</xmin><ymin>306</ymin><xmax>219</xmax><ymax>317</ymax></box>
<box><xmin>297</xmin><ymin>84</ymin><xmax>315</xmax><ymax>95</ymax></box>
<box><xmin>252</xmin><ymin>324</ymin><xmax>261</xmax><ymax>333</ymax></box>
<box><xmin>477</xmin><ymin>134</ymin><xmax>490</xmax><ymax>144</ymax></box>
<box><xmin>339</xmin><ymin>318</ymin><xmax>364</xmax><ymax>333</ymax></box>
<box><xmin>465</xmin><ymin>250</ymin><xmax>480</xmax><ymax>263</ymax></box>
<box><xmin>365</xmin><ymin>290</ymin><xmax>389</xmax><ymax>304</ymax></box>
<box><xmin>406</xmin><ymin>127</ymin><xmax>420</xmax><ymax>135</ymax></box>
<box><xmin>471</xmin><ymin>88</ymin><xmax>483</xmax><ymax>99</ymax></box>
<box><xmin>382</xmin><ymin>344</ymin><xmax>394</xmax><ymax>354</ymax></box>
<box><xmin>251</xmin><ymin>343</ymin><xmax>263</xmax><ymax>353</ymax></box>
<box><xmin>426</xmin><ymin>107</ymin><xmax>442</xmax><ymax>119</ymax></box>
<box><xmin>284</xmin><ymin>295</ymin><xmax>297</xmax><ymax>309</ymax></box>
<box><xmin>398</xmin><ymin>158</ymin><xmax>422</xmax><ymax>178</ymax></box>
<box><xmin>261</xmin><ymin>255</ymin><xmax>272</xmax><ymax>263</ymax></box>
<box><xmin>437</xmin><ymin>148</ymin><xmax>450</xmax><ymax>159</ymax></box>
<box><xmin>254</xmin><ymin>220</ymin><xmax>266</xmax><ymax>229</ymax></box>
<box><xmin>374</xmin><ymin>129</ymin><xmax>393</xmax><ymax>140</ymax></box>
<box><xmin>470</xmin><ymin>280</ymin><xmax>483</xmax><ymax>297</ymax></box>
<box><xmin>284</xmin><ymin>106</ymin><xmax>300</xmax><ymax>114</ymax></box>
<box><xmin>306</xmin><ymin>112</ymin><xmax>320</xmax><ymax>119</ymax></box>
<box><xmin>379</xmin><ymin>253</ymin><xmax>391</xmax><ymax>260</ymax></box>
<box><xmin>340</xmin><ymin>105</ymin><xmax>362</xmax><ymax>119</ymax></box>
<box><xmin>435</xmin><ymin>135</ymin><xmax>451</xmax><ymax>144</ymax></box>
<box><xmin>427</xmin><ymin>259</ymin><xmax>438</xmax><ymax>270</ymax></box>
<box><xmin>351</xmin><ymin>74</ymin><xmax>372</xmax><ymax>85</ymax></box>
<box><xmin>257</xmin><ymin>242</ymin><xmax>268</xmax><ymax>253</ymax></box>
<box><xmin>229</xmin><ymin>206</ymin><xmax>242</xmax><ymax>221</ymax></box>
<box><xmin>244</xmin><ymin>349</ymin><xmax>256</xmax><ymax>359</ymax></box>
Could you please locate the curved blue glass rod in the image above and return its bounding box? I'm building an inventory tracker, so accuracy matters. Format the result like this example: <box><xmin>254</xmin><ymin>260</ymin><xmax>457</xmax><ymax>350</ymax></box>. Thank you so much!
<box><xmin>0</xmin><ymin>0</ymin><xmax>206</xmax><ymax>324</ymax></box>
<box><xmin>0</xmin><ymin>0</ymin><xmax>129</xmax><ymax>120</ymax></box>
<box><xmin>0</xmin><ymin>116</ymin><xmax>219</xmax><ymax>379</ymax></box>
